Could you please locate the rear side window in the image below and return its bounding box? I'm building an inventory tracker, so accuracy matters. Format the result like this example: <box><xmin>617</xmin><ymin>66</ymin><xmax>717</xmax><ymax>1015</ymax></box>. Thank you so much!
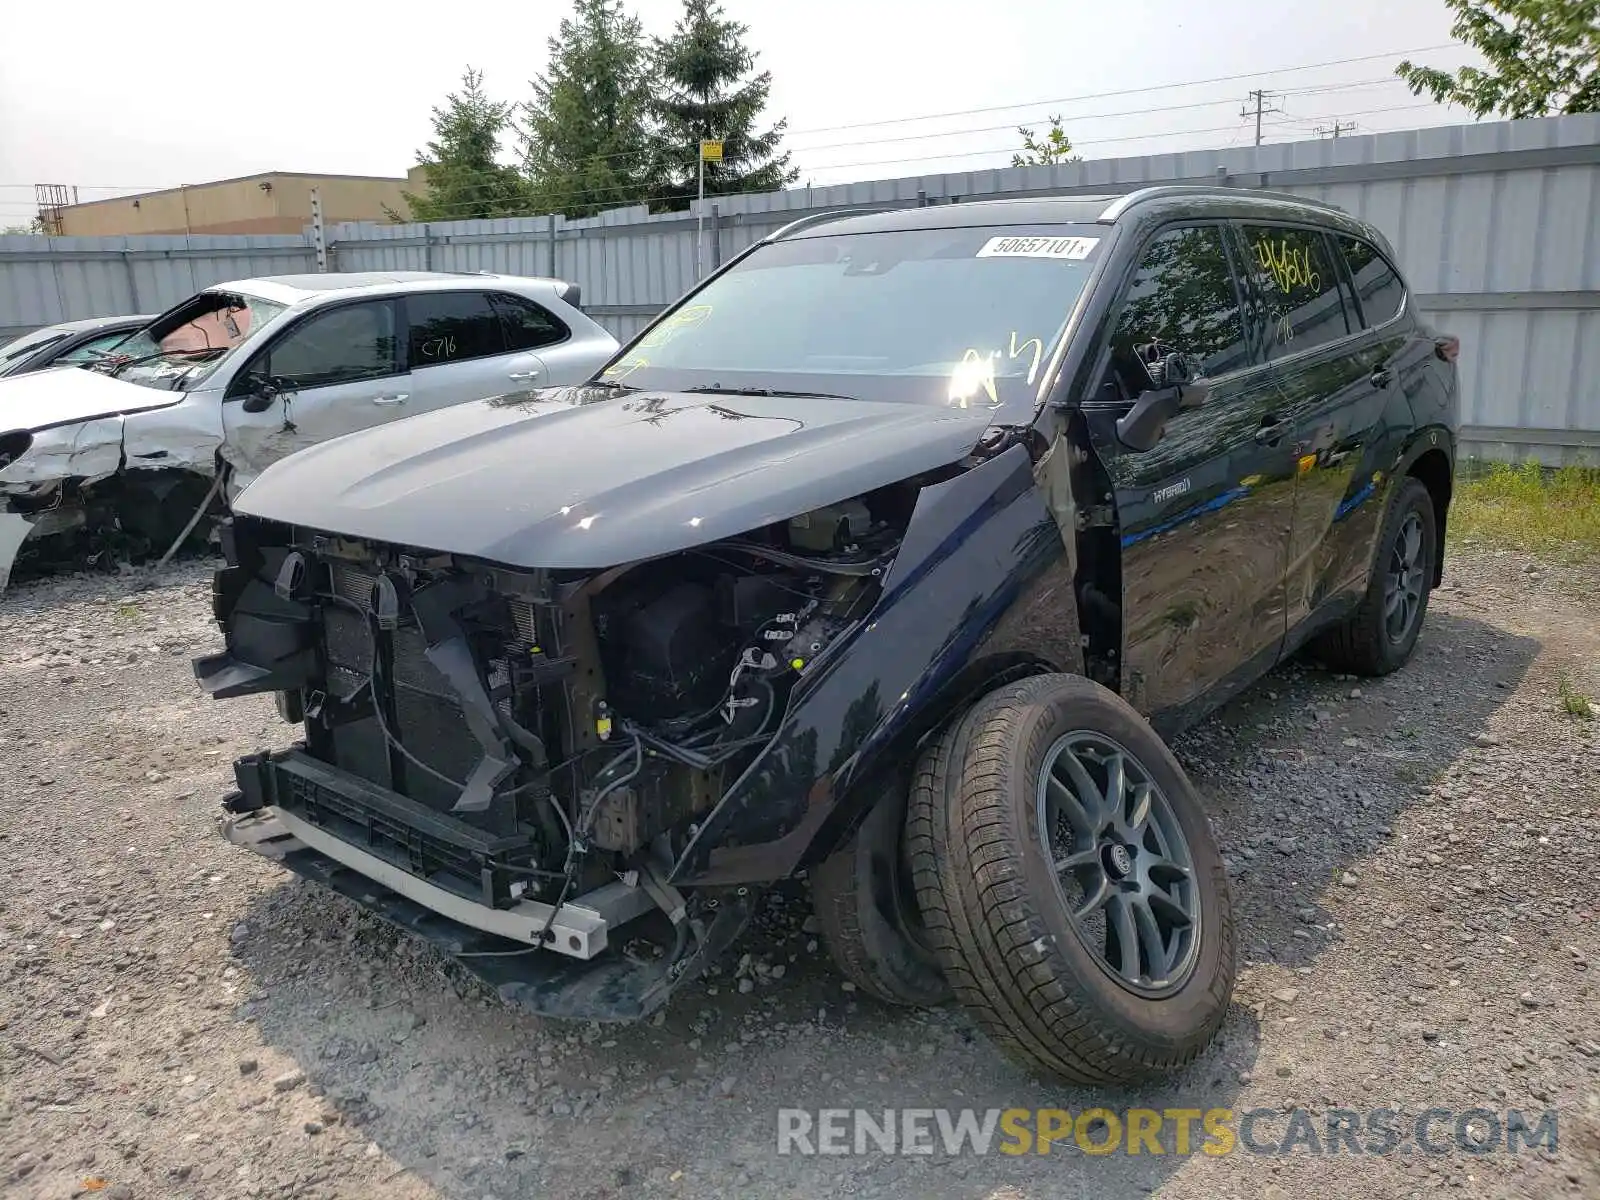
<box><xmin>1335</xmin><ymin>235</ymin><xmax>1405</xmax><ymax>329</ymax></box>
<box><xmin>262</xmin><ymin>301</ymin><xmax>399</xmax><ymax>389</ymax></box>
<box><xmin>491</xmin><ymin>293</ymin><xmax>568</xmax><ymax>351</ymax></box>
<box><xmin>407</xmin><ymin>292</ymin><xmax>506</xmax><ymax>366</ymax></box>
<box><xmin>1108</xmin><ymin>225</ymin><xmax>1250</xmax><ymax>381</ymax></box>
<box><xmin>1239</xmin><ymin>225</ymin><xmax>1350</xmax><ymax>358</ymax></box>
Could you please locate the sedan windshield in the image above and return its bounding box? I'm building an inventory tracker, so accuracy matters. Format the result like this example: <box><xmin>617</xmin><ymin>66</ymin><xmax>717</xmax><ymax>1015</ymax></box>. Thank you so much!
<box><xmin>602</xmin><ymin>224</ymin><xmax>1103</xmax><ymax>410</ymax></box>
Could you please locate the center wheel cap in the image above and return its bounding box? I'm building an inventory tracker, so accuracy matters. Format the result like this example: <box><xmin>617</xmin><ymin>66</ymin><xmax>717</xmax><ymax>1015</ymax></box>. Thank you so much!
<box><xmin>1104</xmin><ymin>843</ymin><xmax>1134</xmax><ymax>879</ymax></box>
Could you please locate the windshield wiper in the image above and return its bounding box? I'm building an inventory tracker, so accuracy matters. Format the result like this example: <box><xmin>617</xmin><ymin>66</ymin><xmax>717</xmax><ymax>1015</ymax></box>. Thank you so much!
<box><xmin>105</xmin><ymin>347</ymin><xmax>224</xmax><ymax>377</ymax></box>
<box><xmin>682</xmin><ymin>385</ymin><xmax>858</xmax><ymax>401</ymax></box>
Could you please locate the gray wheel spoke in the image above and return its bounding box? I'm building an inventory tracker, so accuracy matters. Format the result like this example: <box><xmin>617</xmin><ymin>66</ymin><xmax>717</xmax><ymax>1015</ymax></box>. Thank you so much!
<box><xmin>1131</xmin><ymin>896</ymin><xmax>1171</xmax><ymax>981</ymax></box>
<box><xmin>1384</xmin><ymin>587</ymin><xmax>1403</xmax><ymax>618</ymax></box>
<box><xmin>1074</xmin><ymin>874</ymin><xmax>1113</xmax><ymax>920</ymax></box>
<box><xmin>1125</xmin><ymin>783</ymin><xmax>1153</xmax><ymax>837</ymax></box>
<box><xmin>1055</xmin><ymin>751</ymin><xmax>1109</xmax><ymax>830</ymax></box>
<box><xmin>1046</xmin><ymin>774</ymin><xmax>1095</xmax><ymax>840</ymax></box>
<box><xmin>1054</xmin><ymin>847</ymin><xmax>1100</xmax><ymax>874</ymax></box>
<box><xmin>1403</xmin><ymin>519</ymin><xmax>1422</xmax><ymax>566</ymax></box>
<box><xmin>1103</xmin><ymin>752</ymin><xmax>1127</xmax><ymax>824</ymax></box>
<box><xmin>1108</xmin><ymin>894</ymin><xmax>1140</xmax><ymax>980</ymax></box>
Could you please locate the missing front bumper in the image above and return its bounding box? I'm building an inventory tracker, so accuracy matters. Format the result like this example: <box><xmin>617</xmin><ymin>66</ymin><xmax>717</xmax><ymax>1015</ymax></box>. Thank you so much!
<box><xmin>224</xmin><ymin>807</ymin><xmax>689</xmax><ymax>1020</ymax></box>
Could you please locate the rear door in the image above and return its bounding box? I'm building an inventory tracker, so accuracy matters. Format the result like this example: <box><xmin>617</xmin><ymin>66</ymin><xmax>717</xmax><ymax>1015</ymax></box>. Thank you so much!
<box><xmin>402</xmin><ymin>290</ymin><xmax>544</xmax><ymax>411</ymax></box>
<box><xmin>489</xmin><ymin>292</ymin><xmax>575</xmax><ymax>385</ymax></box>
<box><xmin>221</xmin><ymin>297</ymin><xmax>406</xmax><ymax>483</ymax></box>
<box><xmin>1085</xmin><ymin>222</ymin><xmax>1297</xmax><ymax>724</ymax></box>
<box><xmin>1235</xmin><ymin>222</ymin><xmax>1407</xmax><ymax>628</ymax></box>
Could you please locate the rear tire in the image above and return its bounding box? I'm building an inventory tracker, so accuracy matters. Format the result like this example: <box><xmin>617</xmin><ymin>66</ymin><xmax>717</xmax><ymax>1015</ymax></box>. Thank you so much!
<box><xmin>905</xmin><ymin>673</ymin><xmax>1235</xmax><ymax>1083</ymax></box>
<box><xmin>1314</xmin><ymin>476</ymin><xmax>1436</xmax><ymax>676</ymax></box>
<box><xmin>812</xmin><ymin>789</ymin><xmax>951</xmax><ymax>1007</ymax></box>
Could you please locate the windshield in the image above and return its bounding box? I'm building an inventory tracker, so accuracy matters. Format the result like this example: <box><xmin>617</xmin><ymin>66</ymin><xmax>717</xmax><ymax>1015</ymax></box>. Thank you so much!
<box><xmin>601</xmin><ymin>224</ymin><xmax>1102</xmax><ymax>410</ymax></box>
<box><xmin>101</xmin><ymin>292</ymin><xmax>289</xmax><ymax>390</ymax></box>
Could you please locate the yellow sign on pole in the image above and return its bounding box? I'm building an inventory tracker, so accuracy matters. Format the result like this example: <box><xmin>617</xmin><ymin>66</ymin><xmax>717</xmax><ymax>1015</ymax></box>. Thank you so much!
<box><xmin>700</xmin><ymin>140</ymin><xmax>724</xmax><ymax>162</ymax></box>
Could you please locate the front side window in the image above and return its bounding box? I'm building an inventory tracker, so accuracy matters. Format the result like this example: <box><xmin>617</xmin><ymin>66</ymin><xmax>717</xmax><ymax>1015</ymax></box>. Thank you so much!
<box><xmin>601</xmin><ymin>224</ymin><xmax>1102</xmax><ymax>410</ymax></box>
<box><xmin>407</xmin><ymin>292</ymin><xmax>506</xmax><ymax>366</ymax></box>
<box><xmin>259</xmin><ymin>301</ymin><xmax>399</xmax><ymax>389</ymax></box>
<box><xmin>1105</xmin><ymin>225</ymin><xmax>1250</xmax><ymax>397</ymax></box>
<box><xmin>492</xmin><ymin>293</ymin><xmax>568</xmax><ymax>351</ymax></box>
<box><xmin>1239</xmin><ymin>225</ymin><xmax>1350</xmax><ymax>357</ymax></box>
<box><xmin>1335</xmin><ymin>235</ymin><xmax>1405</xmax><ymax>329</ymax></box>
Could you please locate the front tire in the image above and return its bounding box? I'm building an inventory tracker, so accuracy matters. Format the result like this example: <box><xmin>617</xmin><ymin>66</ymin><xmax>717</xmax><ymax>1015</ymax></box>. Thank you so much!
<box><xmin>1315</xmin><ymin>476</ymin><xmax>1436</xmax><ymax>676</ymax></box>
<box><xmin>905</xmin><ymin>673</ymin><xmax>1235</xmax><ymax>1084</ymax></box>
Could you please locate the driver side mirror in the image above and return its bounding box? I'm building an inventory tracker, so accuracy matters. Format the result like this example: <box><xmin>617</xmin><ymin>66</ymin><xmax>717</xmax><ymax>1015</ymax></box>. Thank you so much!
<box><xmin>1115</xmin><ymin>351</ymin><xmax>1210</xmax><ymax>452</ymax></box>
<box><xmin>240</xmin><ymin>374</ymin><xmax>281</xmax><ymax>414</ymax></box>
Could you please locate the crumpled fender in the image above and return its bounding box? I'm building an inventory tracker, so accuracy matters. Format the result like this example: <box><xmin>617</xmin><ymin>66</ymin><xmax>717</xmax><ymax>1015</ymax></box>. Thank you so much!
<box><xmin>669</xmin><ymin>442</ymin><xmax>1080</xmax><ymax>886</ymax></box>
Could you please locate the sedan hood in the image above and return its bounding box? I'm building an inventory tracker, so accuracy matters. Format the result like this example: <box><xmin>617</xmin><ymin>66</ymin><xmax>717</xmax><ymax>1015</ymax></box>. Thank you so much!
<box><xmin>0</xmin><ymin>365</ymin><xmax>181</xmax><ymax>435</ymax></box>
<box><xmin>235</xmin><ymin>386</ymin><xmax>997</xmax><ymax>568</ymax></box>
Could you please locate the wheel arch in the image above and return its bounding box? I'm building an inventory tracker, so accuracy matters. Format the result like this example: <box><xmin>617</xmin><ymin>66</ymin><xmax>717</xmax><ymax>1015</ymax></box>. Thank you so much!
<box><xmin>1402</xmin><ymin>441</ymin><xmax>1453</xmax><ymax>586</ymax></box>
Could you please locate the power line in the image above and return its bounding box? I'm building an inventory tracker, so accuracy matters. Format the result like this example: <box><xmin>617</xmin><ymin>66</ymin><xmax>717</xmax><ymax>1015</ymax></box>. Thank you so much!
<box><xmin>783</xmin><ymin>43</ymin><xmax>1457</xmax><ymax>136</ymax></box>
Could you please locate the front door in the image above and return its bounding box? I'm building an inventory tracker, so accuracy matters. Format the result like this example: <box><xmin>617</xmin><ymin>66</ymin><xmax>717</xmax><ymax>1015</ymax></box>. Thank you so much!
<box><xmin>1082</xmin><ymin>222</ymin><xmax>1298</xmax><ymax>727</ymax></box>
<box><xmin>221</xmin><ymin>298</ymin><xmax>406</xmax><ymax>486</ymax></box>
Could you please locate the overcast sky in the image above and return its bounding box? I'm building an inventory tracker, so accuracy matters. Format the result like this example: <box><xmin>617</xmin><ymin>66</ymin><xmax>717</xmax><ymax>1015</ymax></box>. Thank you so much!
<box><xmin>0</xmin><ymin>0</ymin><xmax>1479</xmax><ymax>222</ymax></box>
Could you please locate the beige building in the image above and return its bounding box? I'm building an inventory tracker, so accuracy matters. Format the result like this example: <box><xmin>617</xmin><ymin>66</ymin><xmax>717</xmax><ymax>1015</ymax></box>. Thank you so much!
<box><xmin>52</xmin><ymin>171</ymin><xmax>415</xmax><ymax>237</ymax></box>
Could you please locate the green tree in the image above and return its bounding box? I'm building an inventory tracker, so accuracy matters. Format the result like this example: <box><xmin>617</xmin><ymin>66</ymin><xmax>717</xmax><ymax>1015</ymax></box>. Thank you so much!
<box><xmin>2</xmin><ymin>218</ymin><xmax>45</xmax><ymax>235</ymax></box>
<box><xmin>1397</xmin><ymin>0</ymin><xmax>1600</xmax><ymax>118</ymax></box>
<box><xmin>1012</xmin><ymin>116</ymin><xmax>1082</xmax><ymax>167</ymax></box>
<box><xmin>401</xmin><ymin>68</ymin><xmax>531</xmax><ymax>222</ymax></box>
<box><xmin>650</xmin><ymin>0</ymin><xmax>797</xmax><ymax>210</ymax></box>
<box><xmin>519</xmin><ymin>0</ymin><xmax>656</xmax><ymax>218</ymax></box>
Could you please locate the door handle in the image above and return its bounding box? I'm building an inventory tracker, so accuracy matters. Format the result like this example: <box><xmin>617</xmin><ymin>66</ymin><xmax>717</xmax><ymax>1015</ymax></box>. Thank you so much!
<box><xmin>1253</xmin><ymin>417</ymin><xmax>1290</xmax><ymax>445</ymax></box>
<box><xmin>371</xmin><ymin>393</ymin><xmax>409</xmax><ymax>406</ymax></box>
<box><xmin>508</xmin><ymin>370</ymin><xmax>540</xmax><ymax>381</ymax></box>
<box><xmin>1370</xmin><ymin>367</ymin><xmax>1393</xmax><ymax>389</ymax></box>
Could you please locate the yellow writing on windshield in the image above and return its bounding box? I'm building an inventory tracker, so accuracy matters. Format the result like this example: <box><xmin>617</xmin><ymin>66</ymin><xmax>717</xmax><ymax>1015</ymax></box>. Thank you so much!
<box><xmin>1253</xmin><ymin>237</ymin><xmax>1321</xmax><ymax>295</ymax></box>
<box><xmin>949</xmin><ymin>348</ymin><xmax>999</xmax><ymax>408</ymax></box>
<box><xmin>603</xmin><ymin>355</ymin><xmax>650</xmax><ymax>381</ymax></box>
<box><xmin>1009</xmin><ymin>331</ymin><xmax>1044</xmax><ymax>386</ymax></box>
<box><xmin>638</xmin><ymin>304</ymin><xmax>713</xmax><ymax>350</ymax></box>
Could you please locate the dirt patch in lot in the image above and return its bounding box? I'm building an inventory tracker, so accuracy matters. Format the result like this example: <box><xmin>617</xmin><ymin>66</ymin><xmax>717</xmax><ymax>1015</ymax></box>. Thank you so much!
<box><xmin>1</xmin><ymin>549</ymin><xmax>1596</xmax><ymax>1200</ymax></box>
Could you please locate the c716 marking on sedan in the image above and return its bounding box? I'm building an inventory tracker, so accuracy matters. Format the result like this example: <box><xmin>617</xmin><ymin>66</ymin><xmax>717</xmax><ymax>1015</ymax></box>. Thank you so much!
<box><xmin>976</xmin><ymin>235</ymin><xmax>1099</xmax><ymax>260</ymax></box>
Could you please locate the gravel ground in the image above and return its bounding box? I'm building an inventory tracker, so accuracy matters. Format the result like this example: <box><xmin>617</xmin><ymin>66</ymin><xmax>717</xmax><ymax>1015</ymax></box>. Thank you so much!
<box><xmin>1</xmin><ymin>548</ymin><xmax>1596</xmax><ymax>1200</ymax></box>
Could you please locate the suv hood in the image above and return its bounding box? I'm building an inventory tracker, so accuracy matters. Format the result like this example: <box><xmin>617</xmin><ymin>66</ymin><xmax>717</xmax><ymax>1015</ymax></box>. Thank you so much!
<box><xmin>235</xmin><ymin>386</ymin><xmax>997</xmax><ymax>568</ymax></box>
<box><xmin>0</xmin><ymin>365</ymin><xmax>182</xmax><ymax>436</ymax></box>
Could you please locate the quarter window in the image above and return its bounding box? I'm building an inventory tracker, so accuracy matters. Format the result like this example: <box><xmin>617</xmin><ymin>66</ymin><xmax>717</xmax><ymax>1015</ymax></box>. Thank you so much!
<box><xmin>491</xmin><ymin>293</ymin><xmax>567</xmax><ymax>351</ymax></box>
<box><xmin>1107</xmin><ymin>225</ymin><xmax>1250</xmax><ymax>394</ymax></box>
<box><xmin>1334</xmin><ymin>235</ymin><xmax>1405</xmax><ymax>329</ymax></box>
<box><xmin>260</xmin><ymin>302</ymin><xmax>399</xmax><ymax>389</ymax></box>
<box><xmin>407</xmin><ymin>292</ymin><xmax>506</xmax><ymax>366</ymax></box>
<box><xmin>1239</xmin><ymin>225</ymin><xmax>1350</xmax><ymax>357</ymax></box>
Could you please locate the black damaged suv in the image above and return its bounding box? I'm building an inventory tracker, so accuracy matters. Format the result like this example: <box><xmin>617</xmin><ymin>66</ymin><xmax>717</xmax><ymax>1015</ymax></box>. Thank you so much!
<box><xmin>196</xmin><ymin>186</ymin><xmax>1458</xmax><ymax>1083</ymax></box>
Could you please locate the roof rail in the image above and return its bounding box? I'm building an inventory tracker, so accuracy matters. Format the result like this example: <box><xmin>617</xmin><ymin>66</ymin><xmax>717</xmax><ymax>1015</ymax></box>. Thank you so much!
<box><xmin>765</xmin><ymin>209</ymin><xmax>858</xmax><ymax>242</ymax></box>
<box><xmin>1096</xmin><ymin>185</ymin><xmax>1346</xmax><ymax>223</ymax></box>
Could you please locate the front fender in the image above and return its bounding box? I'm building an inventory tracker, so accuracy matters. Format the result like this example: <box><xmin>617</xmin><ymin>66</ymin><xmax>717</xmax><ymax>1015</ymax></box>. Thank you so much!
<box><xmin>669</xmin><ymin>442</ymin><xmax>1081</xmax><ymax>886</ymax></box>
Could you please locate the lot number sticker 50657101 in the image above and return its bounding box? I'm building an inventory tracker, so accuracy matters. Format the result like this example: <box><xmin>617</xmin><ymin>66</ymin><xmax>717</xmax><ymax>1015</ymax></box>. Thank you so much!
<box><xmin>976</xmin><ymin>235</ymin><xmax>1099</xmax><ymax>260</ymax></box>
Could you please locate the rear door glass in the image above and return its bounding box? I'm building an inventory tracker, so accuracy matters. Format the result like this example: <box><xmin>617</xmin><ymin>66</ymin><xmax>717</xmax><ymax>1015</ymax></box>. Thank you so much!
<box><xmin>1238</xmin><ymin>224</ymin><xmax>1351</xmax><ymax>358</ymax></box>
<box><xmin>407</xmin><ymin>292</ymin><xmax>506</xmax><ymax>367</ymax></box>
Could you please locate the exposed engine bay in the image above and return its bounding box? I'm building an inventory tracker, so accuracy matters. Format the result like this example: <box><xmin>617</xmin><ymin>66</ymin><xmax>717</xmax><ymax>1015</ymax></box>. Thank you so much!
<box><xmin>204</xmin><ymin>484</ymin><xmax>922</xmax><ymax>985</ymax></box>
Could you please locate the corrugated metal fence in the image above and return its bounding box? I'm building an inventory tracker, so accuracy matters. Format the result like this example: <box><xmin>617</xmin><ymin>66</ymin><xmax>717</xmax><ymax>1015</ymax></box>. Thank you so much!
<box><xmin>3</xmin><ymin>112</ymin><xmax>1598</xmax><ymax>462</ymax></box>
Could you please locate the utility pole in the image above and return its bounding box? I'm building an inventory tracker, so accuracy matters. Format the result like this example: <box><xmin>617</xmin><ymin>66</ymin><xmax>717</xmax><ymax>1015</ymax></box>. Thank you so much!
<box><xmin>1240</xmin><ymin>90</ymin><xmax>1281</xmax><ymax>147</ymax></box>
<box><xmin>1314</xmin><ymin>121</ymin><xmax>1358</xmax><ymax>140</ymax></box>
<box><xmin>309</xmin><ymin>187</ymin><xmax>327</xmax><ymax>272</ymax></box>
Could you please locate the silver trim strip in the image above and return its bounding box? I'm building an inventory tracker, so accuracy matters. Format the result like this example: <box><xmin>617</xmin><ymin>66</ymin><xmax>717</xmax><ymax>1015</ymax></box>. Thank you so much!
<box><xmin>222</xmin><ymin>806</ymin><xmax>657</xmax><ymax>960</ymax></box>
